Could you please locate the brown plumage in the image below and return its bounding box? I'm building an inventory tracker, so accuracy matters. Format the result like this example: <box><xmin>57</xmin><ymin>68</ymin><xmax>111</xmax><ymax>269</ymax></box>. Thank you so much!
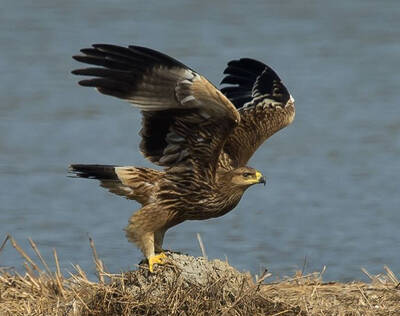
<box><xmin>69</xmin><ymin>44</ymin><xmax>295</xmax><ymax>272</ymax></box>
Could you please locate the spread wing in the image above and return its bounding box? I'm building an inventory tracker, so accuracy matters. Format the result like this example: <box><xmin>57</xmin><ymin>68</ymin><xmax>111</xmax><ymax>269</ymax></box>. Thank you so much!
<box><xmin>72</xmin><ymin>44</ymin><xmax>240</xmax><ymax>182</ymax></box>
<box><xmin>219</xmin><ymin>58</ymin><xmax>295</xmax><ymax>169</ymax></box>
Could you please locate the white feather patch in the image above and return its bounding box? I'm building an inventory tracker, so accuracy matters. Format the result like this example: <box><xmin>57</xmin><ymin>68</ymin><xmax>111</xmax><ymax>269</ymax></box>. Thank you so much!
<box><xmin>180</xmin><ymin>79</ymin><xmax>193</xmax><ymax>85</ymax></box>
<box><xmin>181</xmin><ymin>95</ymin><xmax>196</xmax><ymax>104</ymax></box>
<box><xmin>182</xmin><ymin>69</ymin><xmax>195</xmax><ymax>80</ymax></box>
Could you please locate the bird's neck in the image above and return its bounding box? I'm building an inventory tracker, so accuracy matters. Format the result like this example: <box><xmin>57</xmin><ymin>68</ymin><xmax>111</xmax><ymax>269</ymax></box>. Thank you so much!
<box><xmin>212</xmin><ymin>172</ymin><xmax>247</xmax><ymax>218</ymax></box>
<box><xmin>212</xmin><ymin>186</ymin><xmax>246</xmax><ymax>218</ymax></box>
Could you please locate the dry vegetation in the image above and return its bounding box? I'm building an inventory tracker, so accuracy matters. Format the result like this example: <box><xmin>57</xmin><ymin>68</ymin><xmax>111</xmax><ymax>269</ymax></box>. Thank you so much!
<box><xmin>1</xmin><ymin>235</ymin><xmax>399</xmax><ymax>316</ymax></box>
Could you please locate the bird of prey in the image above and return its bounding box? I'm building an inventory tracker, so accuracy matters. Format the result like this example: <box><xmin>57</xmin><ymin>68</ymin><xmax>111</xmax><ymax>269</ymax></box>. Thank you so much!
<box><xmin>70</xmin><ymin>44</ymin><xmax>295</xmax><ymax>272</ymax></box>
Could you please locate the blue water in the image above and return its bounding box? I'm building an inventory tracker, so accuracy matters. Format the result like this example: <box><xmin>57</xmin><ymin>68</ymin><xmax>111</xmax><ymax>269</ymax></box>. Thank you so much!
<box><xmin>1</xmin><ymin>1</ymin><xmax>399</xmax><ymax>282</ymax></box>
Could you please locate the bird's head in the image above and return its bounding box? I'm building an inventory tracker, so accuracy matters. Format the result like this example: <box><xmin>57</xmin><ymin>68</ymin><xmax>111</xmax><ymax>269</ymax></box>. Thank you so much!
<box><xmin>229</xmin><ymin>167</ymin><xmax>266</xmax><ymax>188</ymax></box>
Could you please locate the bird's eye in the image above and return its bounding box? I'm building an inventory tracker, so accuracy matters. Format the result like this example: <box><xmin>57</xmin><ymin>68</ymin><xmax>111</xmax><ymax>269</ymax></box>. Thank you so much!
<box><xmin>242</xmin><ymin>172</ymin><xmax>252</xmax><ymax>178</ymax></box>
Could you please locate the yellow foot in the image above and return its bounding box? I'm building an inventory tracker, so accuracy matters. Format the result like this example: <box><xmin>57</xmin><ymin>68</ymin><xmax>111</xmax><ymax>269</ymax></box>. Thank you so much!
<box><xmin>148</xmin><ymin>252</ymin><xmax>167</xmax><ymax>273</ymax></box>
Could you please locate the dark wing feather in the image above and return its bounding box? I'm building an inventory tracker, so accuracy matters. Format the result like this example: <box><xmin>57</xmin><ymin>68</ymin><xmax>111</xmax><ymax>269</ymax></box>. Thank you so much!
<box><xmin>219</xmin><ymin>58</ymin><xmax>295</xmax><ymax>168</ymax></box>
<box><xmin>72</xmin><ymin>44</ymin><xmax>240</xmax><ymax>182</ymax></box>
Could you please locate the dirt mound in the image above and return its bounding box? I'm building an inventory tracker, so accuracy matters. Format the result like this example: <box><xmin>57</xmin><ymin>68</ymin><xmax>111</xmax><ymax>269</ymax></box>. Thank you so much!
<box><xmin>83</xmin><ymin>252</ymin><xmax>301</xmax><ymax>315</ymax></box>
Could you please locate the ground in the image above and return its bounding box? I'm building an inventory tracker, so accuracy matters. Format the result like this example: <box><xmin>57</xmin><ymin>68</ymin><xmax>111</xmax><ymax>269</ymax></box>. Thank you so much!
<box><xmin>1</xmin><ymin>236</ymin><xmax>399</xmax><ymax>315</ymax></box>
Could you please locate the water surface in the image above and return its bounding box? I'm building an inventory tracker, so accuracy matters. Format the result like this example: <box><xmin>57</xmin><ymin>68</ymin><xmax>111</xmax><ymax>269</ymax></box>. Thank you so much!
<box><xmin>1</xmin><ymin>1</ymin><xmax>399</xmax><ymax>281</ymax></box>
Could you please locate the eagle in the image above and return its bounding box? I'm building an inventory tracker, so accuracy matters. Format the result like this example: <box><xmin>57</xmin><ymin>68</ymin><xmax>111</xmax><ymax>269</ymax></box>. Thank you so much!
<box><xmin>70</xmin><ymin>44</ymin><xmax>295</xmax><ymax>272</ymax></box>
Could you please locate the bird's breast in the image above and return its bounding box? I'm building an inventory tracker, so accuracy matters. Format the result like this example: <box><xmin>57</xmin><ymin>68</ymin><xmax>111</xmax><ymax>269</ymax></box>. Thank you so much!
<box><xmin>181</xmin><ymin>191</ymin><xmax>244</xmax><ymax>220</ymax></box>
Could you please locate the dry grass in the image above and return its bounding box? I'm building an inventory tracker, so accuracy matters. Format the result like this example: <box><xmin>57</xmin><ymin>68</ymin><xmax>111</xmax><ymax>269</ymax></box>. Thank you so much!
<box><xmin>0</xmin><ymin>235</ymin><xmax>399</xmax><ymax>316</ymax></box>
<box><xmin>262</xmin><ymin>268</ymin><xmax>400</xmax><ymax>316</ymax></box>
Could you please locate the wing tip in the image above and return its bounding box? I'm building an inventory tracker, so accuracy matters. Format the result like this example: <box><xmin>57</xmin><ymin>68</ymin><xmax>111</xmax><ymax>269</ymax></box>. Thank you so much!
<box><xmin>221</xmin><ymin>57</ymin><xmax>293</xmax><ymax>109</ymax></box>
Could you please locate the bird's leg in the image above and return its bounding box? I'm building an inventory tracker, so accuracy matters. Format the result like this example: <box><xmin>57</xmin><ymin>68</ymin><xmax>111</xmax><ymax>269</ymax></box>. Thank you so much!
<box><xmin>125</xmin><ymin>205</ymin><xmax>170</xmax><ymax>272</ymax></box>
<box><xmin>154</xmin><ymin>229</ymin><xmax>166</xmax><ymax>253</ymax></box>
<box><xmin>142</xmin><ymin>232</ymin><xmax>167</xmax><ymax>273</ymax></box>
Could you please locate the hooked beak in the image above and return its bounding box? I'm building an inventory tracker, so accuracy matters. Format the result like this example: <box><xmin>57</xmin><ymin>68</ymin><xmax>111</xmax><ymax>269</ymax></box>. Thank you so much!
<box><xmin>255</xmin><ymin>171</ymin><xmax>266</xmax><ymax>186</ymax></box>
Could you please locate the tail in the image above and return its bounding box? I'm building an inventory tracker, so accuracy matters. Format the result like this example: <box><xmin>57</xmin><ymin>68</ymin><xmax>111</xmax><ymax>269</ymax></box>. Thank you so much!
<box><xmin>69</xmin><ymin>164</ymin><xmax>119</xmax><ymax>180</ymax></box>
<box><xmin>69</xmin><ymin>164</ymin><xmax>162</xmax><ymax>205</ymax></box>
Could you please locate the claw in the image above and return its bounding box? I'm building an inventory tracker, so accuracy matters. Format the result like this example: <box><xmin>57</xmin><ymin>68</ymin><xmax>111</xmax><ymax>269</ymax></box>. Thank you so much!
<box><xmin>148</xmin><ymin>252</ymin><xmax>167</xmax><ymax>272</ymax></box>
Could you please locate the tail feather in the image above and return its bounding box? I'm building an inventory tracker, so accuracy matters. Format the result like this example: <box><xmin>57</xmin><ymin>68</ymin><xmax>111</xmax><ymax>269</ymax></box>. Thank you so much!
<box><xmin>69</xmin><ymin>164</ymin><xmax>118</xmax><ymax>180</ymax></box>
<box><xmin>69</xmin><ymin>164</ymin><xmax>161</xmax><ymax>205</ymax></box>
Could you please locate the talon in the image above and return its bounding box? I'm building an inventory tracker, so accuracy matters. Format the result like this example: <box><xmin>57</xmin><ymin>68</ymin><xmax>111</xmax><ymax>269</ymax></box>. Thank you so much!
<box><xmin>148</xmin><ymin>252</ymin><xmax>167</xmax><ymax>272</ymax></box>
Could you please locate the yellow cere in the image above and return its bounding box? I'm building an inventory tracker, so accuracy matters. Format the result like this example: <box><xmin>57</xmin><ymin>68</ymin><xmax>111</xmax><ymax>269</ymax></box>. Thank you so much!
<box><xmin>255</xmin><ymin>171</ymin><xmax>263</xmax><ymax>181</ymax></box>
